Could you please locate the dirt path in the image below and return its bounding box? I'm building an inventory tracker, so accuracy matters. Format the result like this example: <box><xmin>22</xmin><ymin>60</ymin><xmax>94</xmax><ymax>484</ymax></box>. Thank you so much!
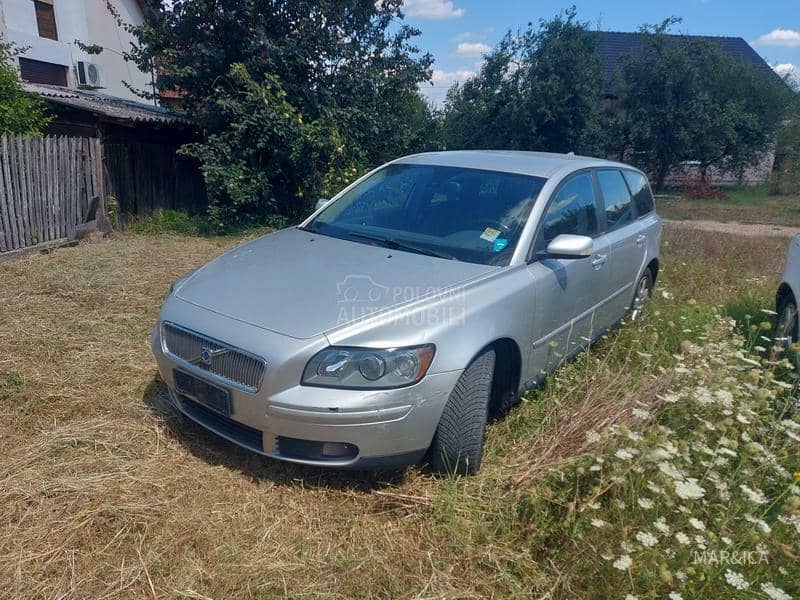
<box><xmin>664</xmin><ymin>219</ymin><xmax>798</xmax><ymax>238</ymax></box>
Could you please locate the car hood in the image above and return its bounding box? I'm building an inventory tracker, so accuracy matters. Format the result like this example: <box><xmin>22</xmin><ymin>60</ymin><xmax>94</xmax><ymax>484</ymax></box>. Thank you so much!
<box><xmin>176</xmin><ymin>228</ymin><xmax>498</xmax><ymax>339</ymax></box>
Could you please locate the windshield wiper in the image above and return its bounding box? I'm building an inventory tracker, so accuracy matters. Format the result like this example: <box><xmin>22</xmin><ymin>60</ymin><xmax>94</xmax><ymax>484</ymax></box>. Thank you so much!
<box><xmin>346</xmin><ymin>231</ymin><xmax>456</xmax><ymax>260</ymax></box>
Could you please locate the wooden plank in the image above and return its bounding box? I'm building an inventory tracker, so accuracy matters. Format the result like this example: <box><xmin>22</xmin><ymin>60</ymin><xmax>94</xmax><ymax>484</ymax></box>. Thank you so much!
<box><xmin>2</xmin><ymin>136</ymin><xmax>17</xmax><ymax>248</ymax></box>
<box><xmin>66</xmin><ymin>137</ymin><xmax>74</xmax><ymax>233</ymax></box>
<box><xmin>25</xmin><ymin>137</ymin><xmax>41</xmax><ymax>245</ymax></box>
<box><xmin>0</xmin><ymin>137</ymin><xmax>10</xmax><ymax>252</ymax></box>
<box><xmin>15</xmin><ymin>136</ymin><xmax>31</xmax><ymax>246</ymax></box>
<box><xmin>44</xmin><ymin>136</ymin><xmax>53</xmax><ymax>242</ymax></box>
<box><xmin>56</xmin><ymin>136</ymin><xmax>65</xmax><ymax>237</ymax></box>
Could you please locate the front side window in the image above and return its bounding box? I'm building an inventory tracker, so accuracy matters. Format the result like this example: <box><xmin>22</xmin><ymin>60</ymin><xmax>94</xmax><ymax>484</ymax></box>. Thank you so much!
<box><xmin>622</xmin><ymin>170</ymin><xmax>655</xmax><ymax>216</ymax></box>
<box><xmin>597</xmin><ymin>169</ymin><xmax>634</xmax><ymax>230</ymax></box>
<box><xmin>306</xmin><ymin>164</ymin><xmax>547</xmax><ymax>265</ymax></box>
<box><xmin>539</xmin><ymin>172</ymin><xmax>598</xmax><ymax>246</ymax></box>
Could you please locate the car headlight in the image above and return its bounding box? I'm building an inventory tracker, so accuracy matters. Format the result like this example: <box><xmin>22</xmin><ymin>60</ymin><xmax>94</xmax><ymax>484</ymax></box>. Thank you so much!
<box><xmin>302</xmin><ymin>345</ymin><xmax>435</xmax><ymax>389</ymax></box>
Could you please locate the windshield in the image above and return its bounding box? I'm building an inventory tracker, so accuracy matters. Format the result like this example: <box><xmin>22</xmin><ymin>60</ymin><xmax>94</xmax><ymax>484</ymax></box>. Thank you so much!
<box><xmin>304</xmin><ymin>164</ymin><xmax>547</xmax><ymax>265</ymax></box>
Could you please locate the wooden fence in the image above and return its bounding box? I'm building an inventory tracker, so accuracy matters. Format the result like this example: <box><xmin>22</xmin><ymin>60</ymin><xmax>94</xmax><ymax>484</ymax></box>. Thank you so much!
<box><xmin>0</xmin><ymin>134</ymin><xmax>103</xmax><ymax>254</ymax></box>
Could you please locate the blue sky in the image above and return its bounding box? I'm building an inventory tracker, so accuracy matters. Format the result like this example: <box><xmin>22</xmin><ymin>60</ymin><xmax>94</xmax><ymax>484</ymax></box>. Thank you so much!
<box><xmin>403</xmin><ymin>0</ymin><xmax>800</xmax><ymax>105</ymax></box>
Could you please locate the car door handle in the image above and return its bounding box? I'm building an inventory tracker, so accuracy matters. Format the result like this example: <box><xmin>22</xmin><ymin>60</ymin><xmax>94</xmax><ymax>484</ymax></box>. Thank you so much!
<box><xmin>635</xmin><ymin>235</ymin><xmax>647</xmax><ymax>246</ymax></box>
<box><xmin>591</xmin><ymin>254</ymin><xmax>607</xmax><ymax>269</ymax></box>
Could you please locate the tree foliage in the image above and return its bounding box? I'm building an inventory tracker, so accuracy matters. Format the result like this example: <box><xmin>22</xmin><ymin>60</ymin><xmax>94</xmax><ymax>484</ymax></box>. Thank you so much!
<box><xmin>0</xmin><ymin>41</ymin><xmax>51</xmax><ymax>135</ymax></box>
<box><xmin>124</xmin><ymin>0</ymin><xmax>433</xmax><ymax>228</ymax></box>
<box><xmin>442</xmin><ymin>9</ymin><xmax>603</xmax><ymax>155</ymax></box>
<box><xmin>610</xmin><ymin>18</ymin><xmax>794</xmax><ymax>189</ymax></box>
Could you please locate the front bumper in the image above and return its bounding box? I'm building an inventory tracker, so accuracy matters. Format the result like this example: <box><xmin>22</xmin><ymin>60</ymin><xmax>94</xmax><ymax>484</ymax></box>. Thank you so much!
<box><xmin>151</xmin><ymin>319</ymin><xmax>461</xmax><ymax>469</ymax></box>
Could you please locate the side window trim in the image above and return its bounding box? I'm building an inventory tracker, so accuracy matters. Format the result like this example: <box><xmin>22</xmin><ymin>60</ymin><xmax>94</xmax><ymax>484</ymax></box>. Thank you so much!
<box><xmin>527</xmin><ymin>168</ymin><xmax>601</xmax><ymax>263</ymax></box>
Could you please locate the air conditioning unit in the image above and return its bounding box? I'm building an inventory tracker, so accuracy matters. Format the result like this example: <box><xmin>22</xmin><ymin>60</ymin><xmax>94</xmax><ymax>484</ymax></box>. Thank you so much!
<box><xmin>76</xmin><ymin>61</ymin><xmax>103</xmax><ymax>89</ymax></box>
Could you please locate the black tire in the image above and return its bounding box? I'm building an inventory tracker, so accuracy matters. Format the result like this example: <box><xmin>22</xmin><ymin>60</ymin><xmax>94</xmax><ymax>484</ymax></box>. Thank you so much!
<box><xmin>429</xmin><ymin>348</ymin><xmax>495</xmax><ymax>475</ymax></box>
<box><xmin>630</xmin><ymin>268</ymin><xmax>654</xmax><ymax>321</ymax></box>
<box><xmin>777</xmin><ymin>296</ymin><xmax>798</xmax><ymax>342</ymax></box>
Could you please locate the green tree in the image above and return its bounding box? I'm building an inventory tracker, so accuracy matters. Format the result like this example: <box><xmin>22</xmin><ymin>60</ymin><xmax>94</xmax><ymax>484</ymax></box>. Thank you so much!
<box><xmin>122</xmin><ymin>0</ymin><xmax>433</xmax><ymax>229</ymax></box>
<box><xmin>442</xmin><ymin>8</ymin><xmax>603</xmax><ymax>154</ymax></box>
<box><xmin>0</xmin><ymin>41</ymin><xmax>51</xmax><ymax>135</ymax></box>
<box><xmin>612</xmin><ymin>19</ymin><xmax>793</xmax><ymax>189</ymax></box>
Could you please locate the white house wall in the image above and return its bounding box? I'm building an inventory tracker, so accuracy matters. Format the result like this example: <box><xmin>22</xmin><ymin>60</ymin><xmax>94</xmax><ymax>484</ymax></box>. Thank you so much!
<box><xmin>1</xmin><ymin>0</ymin><xmax>152</xmax><ymax>103</ymax></box>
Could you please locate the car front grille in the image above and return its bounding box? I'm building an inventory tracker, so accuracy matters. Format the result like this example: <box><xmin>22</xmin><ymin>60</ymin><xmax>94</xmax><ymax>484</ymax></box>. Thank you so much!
<box><xmin>161</xmin><ymin>322</ymin><xmax>266</xmax><ymax>391</ymax></box>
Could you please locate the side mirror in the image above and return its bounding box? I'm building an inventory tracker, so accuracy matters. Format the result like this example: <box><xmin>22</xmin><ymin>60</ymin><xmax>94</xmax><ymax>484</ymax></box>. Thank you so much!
<box><xmin>544</xmin><ymin>234</ymin><xmax>593</xmax><ymax>258</ymax></box>
<box><xmin>315</xmin><ymin>198</ymin><xmax>331</xmax><ymax>211</ymax></box>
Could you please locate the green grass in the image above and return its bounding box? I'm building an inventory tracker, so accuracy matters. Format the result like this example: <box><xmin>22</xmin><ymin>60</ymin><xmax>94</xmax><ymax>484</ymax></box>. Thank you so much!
<box><xmin>658</xmin><ymin>185</ymin><xmax>800</xmax><ymax>226</ymax></box>
<box><xmin>0</xmin><ymin>224</ymin><xmax>797</xmax><ymax>598</ymax></box>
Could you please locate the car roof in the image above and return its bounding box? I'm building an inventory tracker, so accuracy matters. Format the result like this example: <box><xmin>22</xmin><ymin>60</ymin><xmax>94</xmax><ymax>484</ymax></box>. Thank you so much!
<box><xmin>394</xmin><ymin>150</ymin><xmax>633</xmax><ymax>179</ymax></box>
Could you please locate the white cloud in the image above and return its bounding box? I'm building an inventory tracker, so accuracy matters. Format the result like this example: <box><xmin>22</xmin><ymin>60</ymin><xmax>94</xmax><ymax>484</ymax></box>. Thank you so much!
<box><xmin>773</xmin><ymin>63</ymin><xmax>799</xmax><ymax>82</ymax></box>
<box><xmin>452</xmin><ymin>32</ymin><xmax>474</xmax><ymax>42</ymax></box>
<box><xmin>430</xmin><ymin>68</ymin><xmax>476</xmax><ymax>85</ymax></box>
<box><xmin>403</xmin><ymin>0</ymin><xmax>464</xmax><ymax>20</ymax></box>
<box><xmin>754</xmin><ymin>28</ymin><xmax>800</xmax><ymax>47</ymax></box>
<box><xmin>456</xmin><ymin>42</ymin><xmax>490</xmax><ymax>57</ymax></box>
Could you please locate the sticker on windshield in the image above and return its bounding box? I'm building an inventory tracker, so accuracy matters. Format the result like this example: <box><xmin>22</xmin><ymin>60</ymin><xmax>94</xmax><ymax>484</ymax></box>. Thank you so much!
<box><xmin>493</xmin><ymin>238</ymin><xmax>509</xmax><ymax>252</ymax></box>
<box><xmin>480</xmin><ymin>227</ymin><xmax>501</xmax><ymax>242</ymax></box>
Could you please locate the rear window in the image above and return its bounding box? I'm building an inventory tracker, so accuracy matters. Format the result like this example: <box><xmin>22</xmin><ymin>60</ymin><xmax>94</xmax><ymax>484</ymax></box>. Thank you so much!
<box><xmin>597</xmin><ymin>170</ymin><xmax>633</xmax><ymax>230</ymax></box>
<box><xmin>623</xmin><ymin>170</ymin><xmax>655</xmax><ymax>216</ymax></box>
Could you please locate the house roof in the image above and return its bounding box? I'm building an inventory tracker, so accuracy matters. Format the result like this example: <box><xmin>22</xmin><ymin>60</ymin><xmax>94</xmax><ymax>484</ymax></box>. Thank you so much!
<box><xmin>593</xmin><ymin>31</ymin><xmax>777</xmax><ymax>96</ymax></box>
<box><xmin>24</xmin><ymin>83</ymin><xmax>192</xmax><ymax>126</ymax></box>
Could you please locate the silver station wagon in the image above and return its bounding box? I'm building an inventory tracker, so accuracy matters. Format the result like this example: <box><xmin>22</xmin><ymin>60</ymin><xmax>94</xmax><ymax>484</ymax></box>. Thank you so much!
<box><xmin>152</xmin><ymin>151</ymin><xmax>662</xmax><ymax>474</ymax></box>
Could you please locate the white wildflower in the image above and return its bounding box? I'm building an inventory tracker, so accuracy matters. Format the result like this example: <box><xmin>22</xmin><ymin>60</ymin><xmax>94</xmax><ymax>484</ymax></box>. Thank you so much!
<box><xmin>658</xmin><ymin>462</ymin><xmax>684</xmax><ymax>480</ymax></box>
<box><xmin>625</xmin><ymin>595</ymin><xmax>638</xmax><ymax>600</ymax></box>
<box><xmin>675</xmin><ymin>479</ymin><xmax>705</xmax><ymax>500</ymax></box>
<box><xmin>632</xmin><ymin>408</ymin><xmax>650</xmax><ymax>419</ymax></box>
<box><xmin>739</xmin><ymin>484</ymin><xmax>768</xmax><ymax>505</ymax></box>
<box><xmin>646</xmin><ymin>481</ymin><xmax>665</xmax><ymax>495</ymax></box>
<box><xmin>724</xmin><ymin>570</ymin><xmax>749</xmax><ymax>591</ymax></box>
<box><xmin>777</xmin><ymin>513</ymin><xmax>800</xmax><ymax>534</ymax></box>
<box><xmin>585</xmin><ymin>429</ymin><xmax>601</xmax><ymax>444</ymax></box>
<box><xmin>674</xmin><ymin>532</ymin><xmax>690</xmax><ymax>545</ymax></box>
<box><xmin>612</xmin><ymin>554</ymin><xmax>632</xmax><ymax>570</ymax></box>
<box><xmin>744</xmin><ymin>514</ymin><xmax>771</xmax><ymax>535</ymax></box>
<box><xmin>590</xmin><ymin>518</ymin><xmax>607</xmax><ymax>528</ymax></box>
<box><xmin>689</xmin><ymin>518</ymin><xmax>705</xmax><ymax>531</ymax></box>
<box><xmin>635</xmin><ymin>531</ymin><xmax>659</xmax><ymax>547</ymax></box>
<box><xmin>637</xmin><ymin>497</ymin><xmax>654</xmax><ymax>510</ymax></box>
<box><xmin>668</xmin><ymin>593</ymin><xmax>683</xmax><ymax>600</ymax></box>
<box><xmin>760</xmin><ymin>582</ymin><xmax>791</xmax><ymax>600</ymax></box>
<box><xmin>675</xmin><ymin>570</ymin><xmax>687</xmax><ymax>582</ymax></box>
<box><xmin>653</xmin><ymin>518</ymin><xmax>670</xmax><ymax>534</ymax></box>
<box><xmin>615</xmin><ymin>448</ymin><xmax>637</xmax><ymax>460</ymax></box>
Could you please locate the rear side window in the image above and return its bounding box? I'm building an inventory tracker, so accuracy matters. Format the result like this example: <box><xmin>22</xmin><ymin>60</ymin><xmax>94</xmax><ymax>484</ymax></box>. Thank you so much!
<box><xmin>623</xmin><ymin>170</ymin><xmax>655</xmax><ymax>216</ymax></box>
<box><xmin>540</xmin><ymin>172</ymin><xmax>598</xmax><ymax>244</ymax></box>
<box><xmin>597</xmin><ymin>170</ymin><xmax>633</xmax><ymax>230</ymax></box>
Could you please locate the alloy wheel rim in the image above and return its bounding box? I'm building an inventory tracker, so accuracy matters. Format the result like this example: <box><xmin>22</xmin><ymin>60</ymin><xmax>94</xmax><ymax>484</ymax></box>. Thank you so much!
<box><xmin>631</xmin><ymin>277</ymin><xmax>651</xmax><ymax>320</ymax></box>
<box><xmin>777</xmin><ymin>303</ymin><xmax>797</xmax><ymax>348</ymax></box>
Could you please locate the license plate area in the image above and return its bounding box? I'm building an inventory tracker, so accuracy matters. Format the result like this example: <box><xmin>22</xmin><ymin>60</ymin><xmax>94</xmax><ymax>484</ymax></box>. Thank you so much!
<box><xmin>174</xmin><ymin>369</ymin><xmax>231</xmax><ymax>417</ymax></box>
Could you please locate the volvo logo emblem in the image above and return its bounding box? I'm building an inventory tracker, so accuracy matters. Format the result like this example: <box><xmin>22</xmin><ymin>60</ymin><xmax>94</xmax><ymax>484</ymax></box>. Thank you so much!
<box><xmin>200</xmin><ymin>347</ymin><xmax>213</xmax><ymax>365</ymax></box>
<box><xmin>190</xmin><ymin>345</ymin><xmax>231</xmax><ymax>366</ymax></box>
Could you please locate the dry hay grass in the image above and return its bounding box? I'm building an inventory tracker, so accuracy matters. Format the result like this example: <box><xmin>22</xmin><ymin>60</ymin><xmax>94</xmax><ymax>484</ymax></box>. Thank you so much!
<box><xmin>0</xmin><ymin>226</ymin><xmax>784</xmax><ymax>598</ymax></box>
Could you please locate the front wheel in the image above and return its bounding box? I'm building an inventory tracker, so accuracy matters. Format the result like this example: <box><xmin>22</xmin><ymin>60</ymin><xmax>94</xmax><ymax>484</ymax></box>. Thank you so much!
<box><xmin>429</xmin><ymin>348</ymin><xmax>495</xmax><ymax>475</ymax></box>
<box><xmin>776</xmin><ymin>296</ymin><xmax>799</xmax><ymax>367</ymax></box>
<box><xmin>630</xmin><ymin>269</ymin><xmax>654</xmax><ymax>321</ymax></box>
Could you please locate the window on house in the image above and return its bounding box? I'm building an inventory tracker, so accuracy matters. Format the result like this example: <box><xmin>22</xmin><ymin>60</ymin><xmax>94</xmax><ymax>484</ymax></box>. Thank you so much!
<box><xmin>19</xmin><ymin>57</ymin><xmax>68</xmax><ymax>86</ymax></box>
<box><xmin>34</xmin><ymin>0</ymin><xmax>58</xmax><ymax>41</ymax></box>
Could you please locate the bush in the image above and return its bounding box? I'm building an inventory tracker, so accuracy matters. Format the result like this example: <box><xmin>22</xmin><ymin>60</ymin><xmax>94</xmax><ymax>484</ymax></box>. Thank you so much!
<box><xmin>130</xmin><ymin>210</ymin><xmax>210</xmax><ymax>236</ymax></box>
